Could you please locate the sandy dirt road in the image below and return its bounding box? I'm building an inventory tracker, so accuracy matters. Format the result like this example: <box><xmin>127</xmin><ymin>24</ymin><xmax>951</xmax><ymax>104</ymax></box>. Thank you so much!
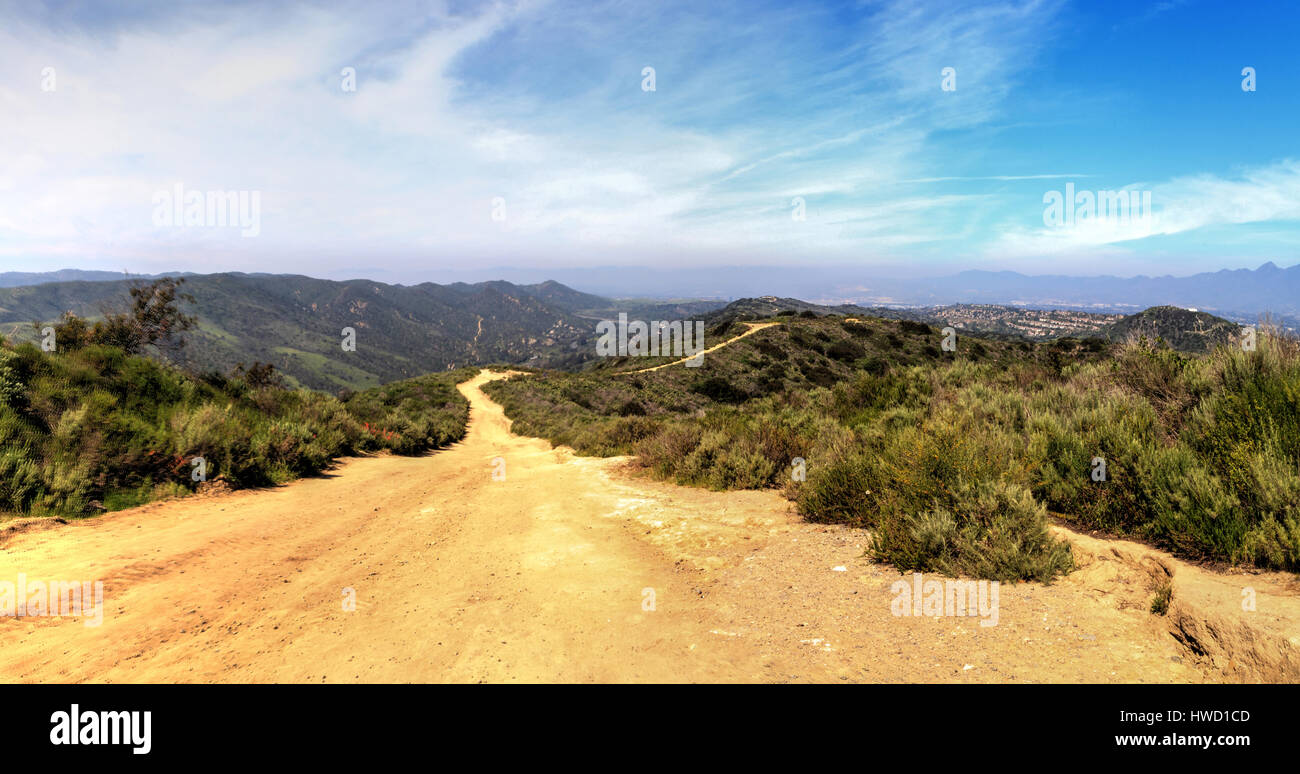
<box><xmin>2</xmin><ymin>370</ymin><xmax>1290</xmax><ymax>683</ymax></box>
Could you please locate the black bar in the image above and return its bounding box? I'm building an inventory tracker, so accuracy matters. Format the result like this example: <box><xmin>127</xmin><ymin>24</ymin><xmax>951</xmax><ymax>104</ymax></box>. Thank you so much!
<box><xmin>4</xmin><ymin>684</ymin><xmax>1286</xmax><ymax>763</ymax></box>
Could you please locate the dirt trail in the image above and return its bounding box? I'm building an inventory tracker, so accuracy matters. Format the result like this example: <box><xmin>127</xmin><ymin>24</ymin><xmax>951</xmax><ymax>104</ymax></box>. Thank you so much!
<box><xmin>0</xmin><ymin>370</ymin><xmax>1293</xmax><ymax>683</ymax></box>
<box><xmin>627</xmin><ymin>322</ymin><xmax>778</xmax><ymax>373</ymax></box>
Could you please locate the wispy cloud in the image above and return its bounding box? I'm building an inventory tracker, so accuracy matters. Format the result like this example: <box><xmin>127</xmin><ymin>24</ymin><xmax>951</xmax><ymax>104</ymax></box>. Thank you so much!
<box><xmin>899</xmin><ymin>174</ymin><xmax>1093</xmax><ymax>183</ymax></box>
<box><xmin>1</xmin><ymin>0</ymin><xmax>1295</xmax><ymax>279</ymax></box>
<box><xmin>993</xmin><ymin>159</ymin><xmax>1300</xmax><ymax>256</ymax></box>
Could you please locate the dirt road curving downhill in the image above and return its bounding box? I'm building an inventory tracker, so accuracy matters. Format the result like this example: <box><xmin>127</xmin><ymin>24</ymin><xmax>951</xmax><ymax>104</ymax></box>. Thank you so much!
<box><xmin>1</xmin><ymin>370</ymin><xmax>1294</xmax><ymax>683</ymax></box>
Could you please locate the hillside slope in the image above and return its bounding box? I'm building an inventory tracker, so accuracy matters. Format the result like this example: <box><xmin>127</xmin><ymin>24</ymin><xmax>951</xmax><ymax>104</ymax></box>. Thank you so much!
<box><xmin>1102</xmin><ymin>305</ymin><xmax>1241</xmax><ymax>353</ymax></box>
<box><xmin>0</xmin><ymin>274</ymin><xmax>601</xmax><ymax>390</ymax></box>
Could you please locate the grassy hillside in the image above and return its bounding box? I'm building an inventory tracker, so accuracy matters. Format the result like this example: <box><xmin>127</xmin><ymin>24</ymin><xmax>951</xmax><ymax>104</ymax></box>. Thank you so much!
<box><xmin>488</xmin><ymin>314</ymin><xmax>1108</xmax><ymax>452</ymax></box>
<box><xmin>0</xmin><ymin>274</ymin><xmax>599</xmax><ymax>391</ymax></box>
<box><xmin>0</xmin><ymin>336</ymin><xmax>473</xmax><ymax>518</ymax></box>
<box><xmin>1102</xmin><ymin>305</ymin><xmax>1241</xmax><ymax>353</ymax></box>
<box><xmin>486</xmin><ymin>312</ymin><xmax>1300</xmax><ymax>578</ymax></box>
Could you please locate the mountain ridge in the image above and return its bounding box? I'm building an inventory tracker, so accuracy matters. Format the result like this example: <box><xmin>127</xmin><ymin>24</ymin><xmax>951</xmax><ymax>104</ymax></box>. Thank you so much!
<box><xmin>0</xmin><ymin>273</ymin><xmax>602</xmax><ymax>390</ymax></box>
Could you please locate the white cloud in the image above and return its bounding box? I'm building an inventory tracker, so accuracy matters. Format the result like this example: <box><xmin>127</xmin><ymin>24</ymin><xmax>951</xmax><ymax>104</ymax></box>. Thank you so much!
<box><xmin>0</xmin><ymin>0</ymin><xmax>1076</xmax><ymax>276</ymax></box>
<box><xmin>993</xmin><ymin>159</ymin><xmax>1300</xmax><ymax>257</ymax></box>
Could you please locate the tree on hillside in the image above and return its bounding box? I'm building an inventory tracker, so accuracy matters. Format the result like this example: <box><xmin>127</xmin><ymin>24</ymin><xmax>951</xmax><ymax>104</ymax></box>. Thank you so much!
<box><xmin>41</xmin><ymin>277</ymin><xmax>196</xmax><ymax>359</ymax></box>
<box><xmin>232</xmin><ymin>361</ymin><xmax>283</xmax><ymax>389</ymax></box>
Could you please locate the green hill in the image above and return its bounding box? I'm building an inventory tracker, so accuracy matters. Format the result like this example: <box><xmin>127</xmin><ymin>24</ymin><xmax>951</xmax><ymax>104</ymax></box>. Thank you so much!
<box><xmin>0</xmin><ymin>274</ymin><xmax>602</xmax><ymax>391</ymax></box>
<box><xmin>1102</xmin><ymin>305</ymin><xmax>1241</xmax><ymax>353</ymax></box>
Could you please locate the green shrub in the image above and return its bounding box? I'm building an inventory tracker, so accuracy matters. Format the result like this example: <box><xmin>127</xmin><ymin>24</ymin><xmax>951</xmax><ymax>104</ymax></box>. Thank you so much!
<box><xmin>794</xmin><ymin>446</ymin><xmax>875</xmax><ymax>526</ymax></box>
<box><xmin>0</xmin><ymin>342</ymin><xmax>473</xmax><ymax>518</ymax></box>
<box><xmin>870</xmin><ymin>480</ymin><xmax>1074</xmax><ymax>583</ymax></box>
<box><xmin>826</xmin><ymin>339</ymin><xmax>865</xmax><ymax>362</ymax></box>
<box><xmin>691</xmin><ymin>376</ymin><xmax>749</xmax><ymax>404</ymax></box>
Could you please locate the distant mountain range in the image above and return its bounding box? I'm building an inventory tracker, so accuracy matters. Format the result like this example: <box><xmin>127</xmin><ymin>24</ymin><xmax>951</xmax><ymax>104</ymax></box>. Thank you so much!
<box><xmin>0</xmin><ymin>265</ymin><xmax>1279</xmax><ymax>388</ymax></box>
<box><xmin>0</xmin><ymin>274</ymin><xmax>605</xmax><ymax>390</ymax></box>
<box><xmin>5</xmin><ymin>261</ymin><xmax>1296</xmax><ymax>321</ymax></box>
<box><xmin>0</xmin><ymin>269</ymin><xmax>192</xmax><ymax>287</ymax></box>
<box><xmin>357</xmin><ymin>261</ymin><xmax>1299</xmax><ymax>322</ymax></box>
<box><xmin>863</xmin><ymin>262</ymin><xmax>1300</xmax><ymax>321</ymax></box>
<box><xmin>0</xmin><ymin>271</ymin><xmax>756</xmax><ymax>390</ymax></box>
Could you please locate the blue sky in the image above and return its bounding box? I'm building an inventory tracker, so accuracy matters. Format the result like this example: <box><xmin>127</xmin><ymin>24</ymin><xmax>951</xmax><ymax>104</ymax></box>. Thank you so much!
<box><xmin>1</xmin><ymin>0</ymin><xmax>1297</xmax><ymax>281</ymax></box>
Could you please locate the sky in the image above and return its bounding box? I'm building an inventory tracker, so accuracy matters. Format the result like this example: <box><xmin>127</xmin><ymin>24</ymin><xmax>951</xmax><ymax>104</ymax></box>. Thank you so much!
<box><xmin>1</xmin><ymin>0</ymin><xmax>1298</xmax><ymax>283</ymax></box>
